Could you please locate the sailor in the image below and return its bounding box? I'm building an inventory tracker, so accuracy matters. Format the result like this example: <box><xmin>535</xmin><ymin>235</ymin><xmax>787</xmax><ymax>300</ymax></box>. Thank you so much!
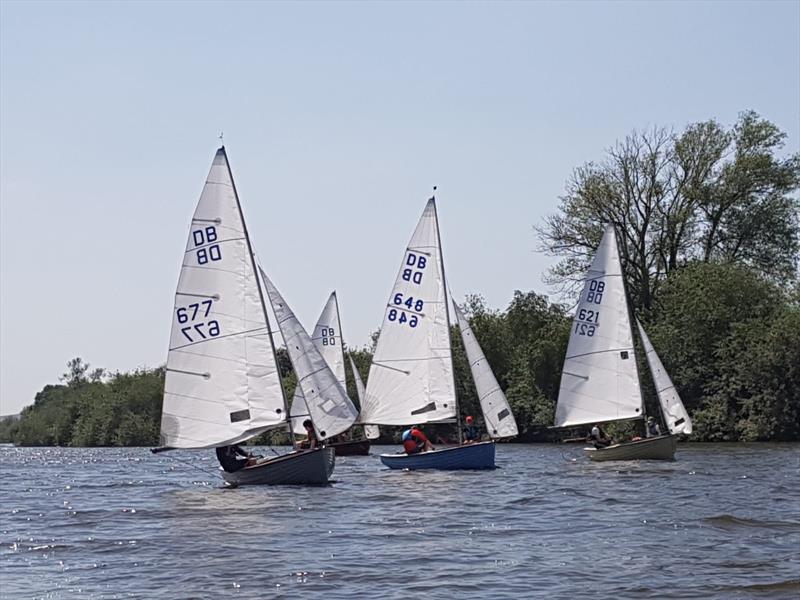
<box><xmin>462</xmin><ymin>415</ymin><xmax>481</xmax><ymax>444</ymax></box>
<box><xmin>215</xmin><ymin>444</ymin><xmax>256</xmax><ymax>472</ymax></box>
<box><xmin>645</xmin><ymin>417</ymin><xmax>661</xmax><ymax>438</ymax></box>
<box><xmin>587</xmin><ymin>423</ymin><xmax>613</xmax><ymax>449</ymax></box>
<box><xmin>298</xmin><ymin>419</ymin><xmax>320</xmax><ymax>450</ymax></box>
<box><xmin>401</xmin><ymin>426</ymin><xmax>433</xmax><ymax>454</ymax></box>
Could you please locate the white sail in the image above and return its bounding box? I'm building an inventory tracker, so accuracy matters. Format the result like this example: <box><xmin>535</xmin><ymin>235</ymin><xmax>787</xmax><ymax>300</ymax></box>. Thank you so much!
<box><xmin>637</xmin><ymin>321</ymin><xmax>693</xmax><ymax>435</ymax></box>
<box><xmin>555</xmin><ymin>224</ymin><xmax>643</xmax><ymax>428</ymax></box>
<box><xmin>349</xmin><ymin>354</ymin><xmax>380</xmax><ymax>440</ymax></box>
<box><xmin>289</xmin><ymin>292</ymin><xmax>348</xmax><ymax>435</ymax></box>
<box><xmin>261</xmin><ymin>270</ymin><xmax>359</xmax><ymax>440</ymax></box>
<box><xmin>453</xmin><ymin>301</ymin><xmax>518</xmax><ymax>438</ymax></box>
<box><xmin>160</xmin><ymin>147</ymin><xmax>286</xmax><ymax>449</ymax></box>
<box><xmin>361</xmin><ymin>198</ymin><xmax>456</xmax><ymax>426</ymax></box>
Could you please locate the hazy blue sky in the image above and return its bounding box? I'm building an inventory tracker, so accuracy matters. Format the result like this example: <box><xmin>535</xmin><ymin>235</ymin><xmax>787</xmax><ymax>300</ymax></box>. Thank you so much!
<box><xmin>1</xmin><ymin>1</ymin><xmax>798</xmax><ymax>414</ymax></box>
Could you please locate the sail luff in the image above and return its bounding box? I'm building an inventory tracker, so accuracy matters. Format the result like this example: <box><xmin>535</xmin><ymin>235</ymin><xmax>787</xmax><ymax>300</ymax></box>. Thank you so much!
<box><xmin>636</xmin><ymin>321</ymin><xmax>693</xmax><ymax>435</ymax></box>
<box><xmin>431</xmin><ymin>197</ymin><xmax>463</xmax><ymax>443</ymax></box>
<box><xmin>452</xmin><ymin>300</ymin><xmax>518</xmax><ymax>438</ymax></box>
<box><xmin>226</xmin><ymin>150</ymin><xmax>292</xmax><ymax>440</ymax></box>
<box><xmin>554</xmin><ymin>224</ymin><xmax>644</xmax><ymax>428</ymax></box>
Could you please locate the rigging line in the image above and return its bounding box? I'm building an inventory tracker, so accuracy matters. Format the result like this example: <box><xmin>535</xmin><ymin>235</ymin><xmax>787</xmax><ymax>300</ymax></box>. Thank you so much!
<box><xmin>169</xmin><ymin>326</ymin><xmax>269</xmax><ymax>351</ymax></box>
<box><xmin>158</xmin><ymin>453</ymin><xmax>220</xmax><ymax>480</ymax></box>
<box><xmin>370</xmin><ymin>362</ymin><xmax>410</xmax><ymax>375</ymax></box>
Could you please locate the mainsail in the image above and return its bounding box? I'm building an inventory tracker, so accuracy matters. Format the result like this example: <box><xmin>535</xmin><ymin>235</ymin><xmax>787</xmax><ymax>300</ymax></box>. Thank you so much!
<box><xmin>452</xmin><ymin>301</ymin><xmax>518</xmax><ymax>438</ymax></box>
<box><xmin>160</xmin><ymin>147</ymin><xmax>286</xmax><ymax>448</ymax></box>
<box><xmin>261</xmin><ymin>270</ymin><xmax>359</xmax><ymax>440</ymax></box>
<box><xmin>554</xmin><ymin>224</ymin><xmax>643</xmax><ymax>427</ymax></box>
<box><xmin>361</xmin><ymin>198</ymin><xmax>456</xmax><ymax>426</ymax></box>
<box><xmin>349</xmin><ymin>354</ymin><xmax>380</xmax><ymax>440</ymax></box>
<box><xmin>289</xmin><ymin>292</ymin><xmax>348</xmax><ymax>435</ymax></box>
<box><xmin>637</xmin><ymin>321</ymin><xmax>693</xmax><ymax>435</ymax></box>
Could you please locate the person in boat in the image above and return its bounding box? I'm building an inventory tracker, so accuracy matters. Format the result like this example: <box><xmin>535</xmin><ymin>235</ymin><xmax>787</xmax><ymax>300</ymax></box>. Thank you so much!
<box><xmin>297</xmin><ymin>419</ymin><xmax>320</xmax><ymax>450</ymax></box>
<box><xmin>587</xmin><ymin>423</ymin><xmax>613</xmax><ymax>449</ymax></box>
<box><xmin>462</xmin><ymin>415</ymin><xmax>481</xmax><ymax>444</ymax></box>
<box><xmin>645</xmin><ymin>417</ymin><xmax>662</xmax><ymax>438</ymax></box>
<box><xmin>402</xmin><ymin>427</ymin><xmax>433</xmax><ymax>454</ymax></box>
<box><xmin>216</xmin><ymin>444</ymin><xmax>258</xmax><ymax>473</ymax></box>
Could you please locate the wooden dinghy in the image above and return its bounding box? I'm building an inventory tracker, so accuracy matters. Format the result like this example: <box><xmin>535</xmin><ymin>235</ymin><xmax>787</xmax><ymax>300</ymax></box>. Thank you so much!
<box><xmin>329</xmin><ymin>438</ymin><xmax>371</xmax><ymax>456</ymax></box>
<box><xmin>222</xmin><ymin>447</ymin><xmax>335</xmax><ymax>486</ymax></box>
<box><xmin>585</xmin><ymin>434</ymin><xmax>677</xmax><ymax>462</ymax></box>
<box><xmin>380</xmin><ymin>441</ymin><xmax>496</xmax><ymax>470</ymax></box>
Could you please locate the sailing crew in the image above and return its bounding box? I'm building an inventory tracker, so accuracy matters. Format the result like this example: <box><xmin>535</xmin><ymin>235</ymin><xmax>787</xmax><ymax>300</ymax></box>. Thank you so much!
<box><xmin>587</xmin><ymin>424</ymin><xmax>613</xmax><ymax>448</ymax></box>
<box><xmin>402</xmin><ymin>427</ymin><xmax>433</xmax><ymax>454</ymax></box>
<box><xmin>216</xmin><ymin>445</ymin><xmax>257</xmax><ymax>472</ymax></box>
<box><xmin>463</xmin><ymin>415</ymin><xmax>481</xmax><ymax>444</ymax></box>
<box><xmin>298</xmin><ymin>419</ymin><xmax>320</xmax><ymax>450</ymax></box>
<box><xmin>645</xmin><ymin>417</ymin><xmax>661</xmax><ymax>438</ymax></box>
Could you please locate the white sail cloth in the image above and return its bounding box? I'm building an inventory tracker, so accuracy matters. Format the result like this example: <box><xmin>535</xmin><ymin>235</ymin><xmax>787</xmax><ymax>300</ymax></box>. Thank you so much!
<box><xmin>289</xmin><ymin>293</ymin><xmax>348</xmax><ymax>435</ymax></box>
<box><xmin>555</xmin><ymin>224</ymin><xmax>643</xmax><ymax>427</ymax></box>
<box><xmin>637</xmin><ymin>321</ymin><xmax>693</xmax><ymax>435</ymax></box>
<box><xmin>349</xmin><ymin>354</ymin><xmax>380</xmax><ymax>440</ymax></box>
<box><xmin>161</xmin><ymin>147</ymin><xmax>286</xmax><ymax>448</ymax></box>
<box><xmin>453</xmin><ymin>302</ymin><xmax>518</xmax><ymax>438</ymax></box>
<box><xmin>261</xmin><ymin>270</ymin><xmax>358</xmax><ymax>440</ymax></box>
<box><xmin>361</xmin><ymin>198</ymin><xmax>456</xmax><ymax>426</ymax></box>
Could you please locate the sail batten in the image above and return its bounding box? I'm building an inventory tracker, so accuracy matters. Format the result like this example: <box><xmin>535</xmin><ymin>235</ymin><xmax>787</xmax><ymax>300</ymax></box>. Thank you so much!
<box><xmin>637</xmin><ymin>321</ymin><xmax>693</xmax><ymax>435</ymax></box>
<box><xmin>159</xmin><ymin>147</ymin><xmax>286</xmax><ymax>449</ymax></box>
<box><xmin>554</xmin><ymin>224</ymin><xmax>643</xmax><ymax>428</ymax></box>
<box><xmin>361</xmin><ymin>198</ymin><xmax>456</xmax><ymax>426</ymax></box>
<box><xmin>453</xmin><ymin>301</ymin><xmax>518</xmax><ymax>439</ymax></box>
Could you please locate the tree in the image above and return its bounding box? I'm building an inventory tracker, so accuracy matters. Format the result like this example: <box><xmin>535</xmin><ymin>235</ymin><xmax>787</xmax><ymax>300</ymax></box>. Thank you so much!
<box><xmin>538</xmin><ymin>111</ymin><xmax>800</xmax><ymax>311</ymax></box>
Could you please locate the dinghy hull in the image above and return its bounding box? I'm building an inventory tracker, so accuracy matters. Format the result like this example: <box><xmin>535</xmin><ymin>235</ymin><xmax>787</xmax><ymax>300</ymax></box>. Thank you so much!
<box><xmin>585</xmin><ymin>434</ymin><xmax>677</xmax><ymax>461</ymax></box>
<box><xmin>221</xmin><ymin>447</ymin><xmax>335</xmax><ymax>485</ymax></box>
<box><xmin>380</xmin><ymin>441</ymin><xmax>496</xmax><ymax>470</ymax></box>
<box><xmin>330</xmin><ymin>439</ymin><xmax>371</xmax><ymax>456</ymax></box>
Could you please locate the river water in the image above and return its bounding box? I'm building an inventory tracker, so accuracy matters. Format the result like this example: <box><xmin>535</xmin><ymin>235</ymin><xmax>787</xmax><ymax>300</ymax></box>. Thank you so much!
<box><xmin>0</xmin><ymin>444</ymin><xmax>798</xmax><ymax>599</ymax></box>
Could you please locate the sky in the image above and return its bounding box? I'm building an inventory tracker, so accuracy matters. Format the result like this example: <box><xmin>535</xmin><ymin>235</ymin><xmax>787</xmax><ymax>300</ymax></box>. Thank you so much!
<box><xmin>1</xmin><ymin>0</ymin><xmax>798</xmax><ymax>415</ymax></box>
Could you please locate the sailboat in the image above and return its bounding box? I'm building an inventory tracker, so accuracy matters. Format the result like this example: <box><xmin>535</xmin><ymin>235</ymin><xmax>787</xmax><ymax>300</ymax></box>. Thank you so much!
<box><xmin>287</xmin><ymin>292</ymin><xmax>374</xmax><ymax>455</ymax></box>
<box><xmin>360</xmin><ymin>196</ymin><xmax>517</xmax><ymax>470</ymax></box>
<box><xmin>153</xmin><ymin>146</ymin><xmax>334</xmax><ymax>486</ymax></box>
<box><xmin>553</xmin><ymin>224</ymin><xmax>692</xmax><ymax>461</ymax></box>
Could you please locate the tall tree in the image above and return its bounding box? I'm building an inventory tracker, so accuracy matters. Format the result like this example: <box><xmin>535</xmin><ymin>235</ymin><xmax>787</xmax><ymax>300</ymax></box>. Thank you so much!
<box><xmin>538</xmin><ymin>111</ymin><xmax>800</xmax><ymax>310</ymax></box>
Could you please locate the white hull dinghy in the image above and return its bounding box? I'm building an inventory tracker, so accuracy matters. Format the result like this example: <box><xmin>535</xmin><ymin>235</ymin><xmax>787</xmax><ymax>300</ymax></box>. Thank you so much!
<box><xmin>585</xmin><ymin>434</ymin><xmax>677</xmax><ymax>462</ymax></box>
<box><xmin>554</xmin><ymin>225</ymin><xmax>693</xmax><ymax>461</ymax></box>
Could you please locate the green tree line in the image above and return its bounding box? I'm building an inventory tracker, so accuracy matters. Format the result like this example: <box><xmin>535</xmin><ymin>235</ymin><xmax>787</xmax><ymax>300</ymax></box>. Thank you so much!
<box><xmin>2</xmin><ymin>110</ymin><xmax>797</xmax><ymax>446</ymax></box>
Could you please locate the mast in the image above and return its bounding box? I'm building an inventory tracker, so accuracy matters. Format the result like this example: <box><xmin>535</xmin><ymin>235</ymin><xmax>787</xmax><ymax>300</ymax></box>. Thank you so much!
<box><xmin>431</xmin><ymin>192</ymin><xmax>463</xmax><ymax>444</ymax></box>
<box><xmin>222</xmin><ymin>145</ymin><xmax>294</xmax><ymax>447</ymax></box>
<box><xmin>612</xmin><ymin>224</ymin><xmax>648</xmax><ymax>428</ymax></box>
<box><xmin>333</xmin><ymin>291</ymin><xmax>347</xmax><ymax>387</ymax></box>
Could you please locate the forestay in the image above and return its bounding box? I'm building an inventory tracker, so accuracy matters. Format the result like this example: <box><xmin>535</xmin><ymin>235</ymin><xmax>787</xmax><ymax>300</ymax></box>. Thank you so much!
<box><xmin>555</xmin><ymin>224</ymin><xmax>643</xmax><ymax>428</ymax></box>
<box><xmin>289</xmin><ymin>293</ymin><xmax>347</xmax><ymax>435</ymax></box>
<box><xmin>261</xmin><ymin>270</ymin><xmax>358</xmax><ymax>440</ymax></box>
<box><xmin>453</xmin><ymin>301</ymin><xmax>518</xmax><ymax>438</ymax></box>
<box><xmin>349</xmin><ymin>354</ymin><xmax>380</xmax><ymax>440</ymax></box>
<box><xmin>361</xmin><ymin>198</ymin><xmax>456</xmax><ymax>426</ymax></box>
<box><xmin>161</xmin><ymin>147</ymin><xmax>286</xmax><ymax>448</ymax></box>
<box><xmin>637</xmin><ymin>321</ymin><xmax>693</xmax><ymax>435</ymax></box>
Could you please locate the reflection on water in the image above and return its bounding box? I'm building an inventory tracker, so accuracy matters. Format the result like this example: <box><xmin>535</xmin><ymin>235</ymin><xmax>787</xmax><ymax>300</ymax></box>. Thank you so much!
<box><xmin>1</xmin><ymin>444</ymin><xmax>799</xmax><ymax>598</ymax></box>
